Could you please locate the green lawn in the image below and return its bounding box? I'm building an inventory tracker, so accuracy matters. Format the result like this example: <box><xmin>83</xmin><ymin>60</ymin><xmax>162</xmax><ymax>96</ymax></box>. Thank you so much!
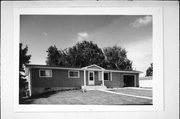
<box><xmin>20</xmin><ymin>89</ymin><xmax>152</xmax><ymax>105</ymax></box>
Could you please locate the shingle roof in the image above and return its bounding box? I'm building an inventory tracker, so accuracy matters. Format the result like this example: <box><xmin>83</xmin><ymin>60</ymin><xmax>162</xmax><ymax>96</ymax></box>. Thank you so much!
<box><xmin>26</xmin><ymin>64</ymin><xmax>142</xmax><ymax>73</ymax></box>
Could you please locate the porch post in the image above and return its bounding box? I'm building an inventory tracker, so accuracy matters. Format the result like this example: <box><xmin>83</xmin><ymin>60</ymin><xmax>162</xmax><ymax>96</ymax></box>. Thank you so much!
<box><xmin>102</xmin><ymin>71</ymin><xmax>104</xmax><ymax>86</ymax></box>
<box><xmin>84</xmin><ymin>69</ymin><xmax>86</xmax><ymax>86</ymax></box>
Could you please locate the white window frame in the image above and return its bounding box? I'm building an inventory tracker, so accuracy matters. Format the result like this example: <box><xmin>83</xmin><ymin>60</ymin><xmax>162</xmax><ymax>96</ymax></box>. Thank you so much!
<box><xmin>39</xmin><ymin>69</ymin><xmax>52</xmax><ymax>78</ymax></box>
<box><xmin>104</xmin><ymin>72</ymin><xmax>112</xmax><ymax>81</ymax></box>
<box><xmin>68</xmin><ymin>70</ymin><xmax>80</xmax><ymax>78</ymax></box>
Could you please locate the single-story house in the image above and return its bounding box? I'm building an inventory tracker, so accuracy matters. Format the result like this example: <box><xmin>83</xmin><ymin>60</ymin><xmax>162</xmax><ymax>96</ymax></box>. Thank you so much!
<box><xmin>25</xmin><ymin>64</ymin><xmax>142</xmax><ymax>96</ymax></box>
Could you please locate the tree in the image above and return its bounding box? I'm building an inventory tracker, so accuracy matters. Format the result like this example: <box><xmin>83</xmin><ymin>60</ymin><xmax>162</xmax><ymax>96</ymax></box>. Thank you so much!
<box><xmin>103</xmin><ymin>46</ymin><xmax>133</xmax><ymax>70</ymax></box>
<box><xmin>46</xmin><ymin>45</ymin><xmax>61</xmax><ymax>66</ymax></box>
<box><xmin>66</xmin><ymin>41</ymin><xmax>105</xmax><ymax>67</ymax></box>
<box><xmin>46</xmin><ymin>41</ymin><xmax>133</xmax><ymax>70</ymax></box>
<box><xmin>46</xmin><ymin>41</ymin><xmax>105</xmax><ymax>67</ymax></box>
<box><xmin>19</xmin><ymin>43</ymin><xmax>31</xmax><ymax>99</ymax></box>
<box><xmin>146</xmin><ymin>63</ymin><xmax>153</xmax><ymax>76</ymax></box>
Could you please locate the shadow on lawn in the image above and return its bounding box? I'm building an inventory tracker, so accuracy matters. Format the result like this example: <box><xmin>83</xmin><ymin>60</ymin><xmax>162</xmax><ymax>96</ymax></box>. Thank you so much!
<box><xmin>19</xmin><ymin>88</ymin><xmax>80</xmax><ymax>104</ymax></box>
<box><xmin>19</xmin><ymin>91</ymin><xmax>58</xmax><ymax>104</ymax></box>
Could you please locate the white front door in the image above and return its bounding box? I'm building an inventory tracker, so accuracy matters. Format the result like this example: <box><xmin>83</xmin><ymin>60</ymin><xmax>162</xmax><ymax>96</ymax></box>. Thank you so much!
<box><xmin>88</xmin><ymin>71</ymin><xmax>94</xmax><ymax>85</ymax></box>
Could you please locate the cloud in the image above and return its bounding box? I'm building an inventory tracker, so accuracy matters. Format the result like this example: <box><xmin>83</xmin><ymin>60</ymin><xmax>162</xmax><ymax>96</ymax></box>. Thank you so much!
<box><xmin>77</xmin><ymin>32</ymin><xmax>89</xmax><ymax>42</ymax></box>
<box><xmin>43</xmin><ymin>32</ymin><xmax>48</xmax><ymax>37</ymax></box>
<box><xmin>130</xmin><ymin>16</ymin><xmax>152</xmax><ymax>28</ymax></box>
<box><xmin>124</xmin><ymin>38</ymin><xmax>152</xmax><ymax>77</ymax></box>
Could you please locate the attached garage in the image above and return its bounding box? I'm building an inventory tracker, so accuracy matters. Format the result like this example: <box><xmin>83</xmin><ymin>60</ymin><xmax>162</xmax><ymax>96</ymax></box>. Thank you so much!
<box><xmin>123</xmin><ymin>75</ymin><xmax>136</xmax><ymax>87</ymax></box>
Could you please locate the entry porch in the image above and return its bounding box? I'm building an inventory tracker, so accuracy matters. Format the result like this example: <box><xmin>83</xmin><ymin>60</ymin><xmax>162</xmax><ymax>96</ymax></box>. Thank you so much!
<box><xmin>81</xmin><ymin>64</ymin><xmax>108</xmax><ymax>90</ymax></box>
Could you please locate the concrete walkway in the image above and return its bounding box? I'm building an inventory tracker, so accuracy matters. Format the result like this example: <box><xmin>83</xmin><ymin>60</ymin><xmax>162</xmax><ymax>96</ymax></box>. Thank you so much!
<box><xmin>122</xmin><ymin>87</ymin><xmax>152</xmax><ymax>91</ymax></box>
<box><xmin>98</xmin><ymin>89</ymin><xmax>152</xmax><ymax>100</ymax></box>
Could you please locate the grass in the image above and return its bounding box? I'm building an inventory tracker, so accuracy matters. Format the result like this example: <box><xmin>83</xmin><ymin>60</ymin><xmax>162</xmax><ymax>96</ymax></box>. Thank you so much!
<box><xmin>20</xmin><ymin>89</ymin><xmax>152</xmax><ymax>105</ymax></box>
<box><xmin>110</xmin><ymin>88</ymin><xmax>152</xmax><ymax>97</ymax></box>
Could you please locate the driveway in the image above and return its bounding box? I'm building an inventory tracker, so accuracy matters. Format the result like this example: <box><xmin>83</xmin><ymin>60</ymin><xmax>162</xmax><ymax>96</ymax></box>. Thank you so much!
<box><xmin>109</xmin><ymin>87</ymin><xmax>152</xmax><ymax>98</ymax></box>
<box><xmin>20</xmin><ymin>88</ymin><xmax>152</xmax><ymax>105</ymax></box>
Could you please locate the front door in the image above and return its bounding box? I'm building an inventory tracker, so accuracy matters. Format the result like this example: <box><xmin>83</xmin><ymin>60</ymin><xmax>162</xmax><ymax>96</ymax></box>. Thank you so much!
<box><xmin>88</xmin><ymin>71</ymin><xmax>94</xmax><ymax>85</ymax></box>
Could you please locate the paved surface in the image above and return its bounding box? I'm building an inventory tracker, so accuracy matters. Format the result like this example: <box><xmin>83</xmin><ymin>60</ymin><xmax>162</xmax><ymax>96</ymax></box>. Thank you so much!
<box><xmin>109</xmin><ymin>87</ymin><xmax>152</xmax><ymax>97</ymax></box>
<box><xmin>98</xmin><ymin>88</ymin><xmax>152</xmax><ymax>100</ymax></box>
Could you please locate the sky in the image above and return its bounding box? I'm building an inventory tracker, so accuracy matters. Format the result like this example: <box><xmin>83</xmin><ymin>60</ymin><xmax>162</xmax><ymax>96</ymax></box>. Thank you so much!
<box><xmin>20</xmin><ymin>15</ymin><xmax>152</xmax><ymax>77</ymax></box>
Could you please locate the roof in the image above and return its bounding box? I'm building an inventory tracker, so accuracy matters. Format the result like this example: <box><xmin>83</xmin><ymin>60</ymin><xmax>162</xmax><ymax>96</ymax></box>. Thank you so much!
<box><xmin>81</xmin><ymin>64</ymin><xmax>105</xmax><ymax>70</ymax></box>
<box><xmin>26</xmin><ymin>64</ymin><xmax>81</xmax><ymax>70</ymax></box>
<box><xmin>26</xmin><ymin>64</ymin><xmax>142</xmax><ymax>74</ymax></box>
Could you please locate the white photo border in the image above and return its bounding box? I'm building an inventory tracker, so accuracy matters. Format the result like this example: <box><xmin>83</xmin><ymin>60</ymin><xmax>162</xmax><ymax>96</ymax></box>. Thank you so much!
<box><xmin>13</xmin><ymin>7</ymin><xmax>163</xmax><ymax>112</ymax></box>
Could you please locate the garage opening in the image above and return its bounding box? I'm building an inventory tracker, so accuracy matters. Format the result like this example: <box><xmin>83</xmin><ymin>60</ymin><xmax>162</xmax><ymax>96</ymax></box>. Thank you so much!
<box><xmin>123</xmin><ymin>75</ymin><xmax>135</xmax><ymax>87</ymax></box>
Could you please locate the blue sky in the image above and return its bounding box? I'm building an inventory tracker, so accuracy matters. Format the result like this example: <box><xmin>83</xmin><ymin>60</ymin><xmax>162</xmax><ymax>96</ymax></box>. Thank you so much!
<box><xmin>20</xmin><ymin>15</ymin><xmax>152</xmax><ymax>76</ymax></box>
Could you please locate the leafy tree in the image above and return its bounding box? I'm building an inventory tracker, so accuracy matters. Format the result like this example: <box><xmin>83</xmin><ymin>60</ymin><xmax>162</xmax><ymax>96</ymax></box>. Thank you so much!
<box><xmin>46</xmin><ymin>41</ymin><xmax>105</xmax><ymax>67</ymax></box>
<box><xmin>19</xmin><ymin>43</ymin><xmax>31</xmax><ymax>99</ymax></box>
<box><xmin>103</xmin><ymin>46</ymin><xmax>132</xmax><ymax>70</ymax></box>
<box><xmin>146</xmin><ymin>63</ymin><xmax>153</xmax><ymax>76</ymax></box>
<box><xmin>46</xmin><ymin>41</ymin><xmax>133</xmax><ymax>71</ymax></box>
<box><xmin>46</xmin><ymin>45</ymin><xmax>61</xmax><ymax>66</ymax></box>
<box><xmin>66</xmin><ymin>41</ymin><xmax>105</xmax><ymax>67</ymax></box>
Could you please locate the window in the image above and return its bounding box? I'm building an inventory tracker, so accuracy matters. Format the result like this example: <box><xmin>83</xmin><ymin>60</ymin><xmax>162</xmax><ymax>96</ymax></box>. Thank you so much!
<box><xmin>89</xmin><ymin>72</ymin><xmax>94</xmax><ymax>81</ymax></box>
<box><xmin>39</xmin><ymin>69</ymin><xmax>52</xmax><ymax>77</ymax></box>
<box><xmin>104</xmin><ymin>72</ymin><xmax>112</xmax><ymax>81</ymax></box>
<box><xmin>68</xmin><ymin>70</ymin><xmax>80</xmax><ymax>78</ymax></box>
